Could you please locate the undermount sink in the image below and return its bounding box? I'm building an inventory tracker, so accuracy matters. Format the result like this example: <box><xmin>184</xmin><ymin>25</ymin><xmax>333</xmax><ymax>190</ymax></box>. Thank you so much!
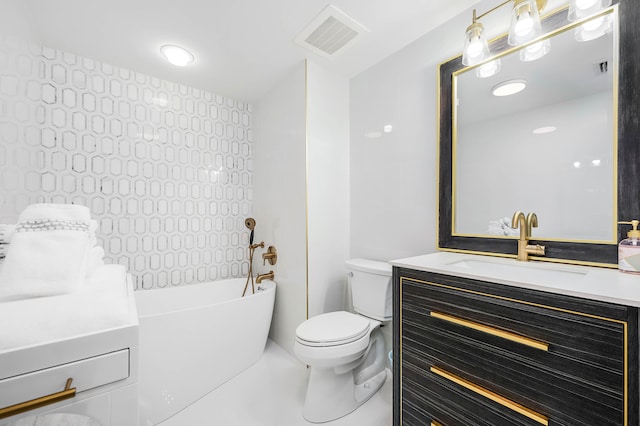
<box><xmin>448</xmin><ymin>259</ymin><xmax>589</xmax><ymax>282</ymax></box>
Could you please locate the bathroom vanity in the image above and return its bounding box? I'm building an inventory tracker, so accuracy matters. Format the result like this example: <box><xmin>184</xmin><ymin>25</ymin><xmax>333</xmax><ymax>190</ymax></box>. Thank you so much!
<box><xmin>391</xmin><ymin>252</ymin><xmax>640</xmax><ymax>426</ymax></box>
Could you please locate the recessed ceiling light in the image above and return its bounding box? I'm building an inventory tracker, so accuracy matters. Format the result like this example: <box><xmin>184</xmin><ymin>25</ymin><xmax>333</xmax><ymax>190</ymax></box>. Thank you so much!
<box><xmin>383</xmin><ymin>125</ymin><xmax>393</xmax><ymax>133</ymax></box>
<box><xmin>492</xmin><ymin>79</ymin><xmax>527</xmax><ymax>97</ymax></box>
<box><xmin>532</xmin><ymin>126</ymin><xmax>557</xmax><ymax>134</ymax></box>
<box><xmin>160</xmin><ymin>45</ymin><xmax>195</xmax><ymax>67</ymax></box>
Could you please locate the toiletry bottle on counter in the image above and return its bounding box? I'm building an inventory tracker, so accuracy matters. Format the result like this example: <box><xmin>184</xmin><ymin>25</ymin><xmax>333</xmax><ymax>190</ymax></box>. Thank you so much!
<box><xmin>619</xmin><ymin>220</ymin><xmax>640</xmax><ymax>274</ymax></box>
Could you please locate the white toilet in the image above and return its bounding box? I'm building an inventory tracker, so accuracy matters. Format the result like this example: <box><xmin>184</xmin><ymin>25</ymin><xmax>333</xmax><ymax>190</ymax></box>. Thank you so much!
<box><xmin>294</xmin><ymin>259</ymin><xmax>392</xmax><ymax>423</ymax></box>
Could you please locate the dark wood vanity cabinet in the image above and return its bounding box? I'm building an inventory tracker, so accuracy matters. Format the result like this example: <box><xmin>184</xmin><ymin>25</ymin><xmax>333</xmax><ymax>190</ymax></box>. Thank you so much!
<box><xmin>392</xmin><ymin>267</ymin><xmax>640</xmax><ymax>426</ymax></box>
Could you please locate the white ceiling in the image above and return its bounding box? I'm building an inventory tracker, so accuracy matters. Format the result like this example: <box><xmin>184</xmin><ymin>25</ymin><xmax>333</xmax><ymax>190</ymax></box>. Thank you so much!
<box><xmin>21</xmin><ymin>0</ymin><xmax>482</xmax><ymax>103</ymax></box>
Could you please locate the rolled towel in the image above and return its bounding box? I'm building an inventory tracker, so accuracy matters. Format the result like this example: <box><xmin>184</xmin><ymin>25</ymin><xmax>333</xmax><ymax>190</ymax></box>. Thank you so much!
<box><xmin>0</xmin><ymin>243</ymin><xmax>7</xmax><ymax>258</ymax></box>
<box><xmin>0</xmin><ymin>204</ymin><xmax>92</xmax><ymax>302</ymax></box>
<box><xmin>0</xmin><ymin>224</ymin><xmax>15</xmax><ymax>243</ymax></box>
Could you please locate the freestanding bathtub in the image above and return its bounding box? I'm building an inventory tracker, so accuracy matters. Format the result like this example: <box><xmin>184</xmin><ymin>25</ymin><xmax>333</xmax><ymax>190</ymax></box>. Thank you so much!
<box><xmin>135</xmin><ymin>278</ymin><xmax>276</xmax><ymax>426</ymax></box>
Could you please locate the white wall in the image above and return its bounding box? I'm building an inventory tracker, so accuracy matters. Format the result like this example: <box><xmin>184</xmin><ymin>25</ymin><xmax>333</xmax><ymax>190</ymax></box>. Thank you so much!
<box><xmin>254</xmin><ymin>60</ymin><xmax>350</xmax><ymax>355</ymax></box>
<box><xmin>253</xmin><ymin>62</ymin><xmax>308</xmax><ymax>355</ymax></box>
<box><xmin>306</xmin><ymin>61</ymin><xmax>350</xmax><ymax>318</ymax></box>
<box><xmin>349</xmin><ymin>21</ymin><xmax>460</xmax><ymax>261</ymax></box>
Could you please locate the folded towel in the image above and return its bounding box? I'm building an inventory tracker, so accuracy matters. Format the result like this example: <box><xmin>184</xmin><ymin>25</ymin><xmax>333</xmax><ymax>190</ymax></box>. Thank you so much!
<box><xmin>0</xmin><ymin>244</ymin><xmax>7</xmax><ymax>258</ymax></box>
<box><xmin>85</xmin><ymin>246</ymin><xmax>105</xmax><ymax>278</ymax></box>
<box><xmin>0</xmin><ymin>204</ymin><xmax>93</xmax><ymax>302</ymax></box>
<box><xmin>0</xmin><ymin>224</ymin><xmax>15</xmax><ymax>243</ymax></box>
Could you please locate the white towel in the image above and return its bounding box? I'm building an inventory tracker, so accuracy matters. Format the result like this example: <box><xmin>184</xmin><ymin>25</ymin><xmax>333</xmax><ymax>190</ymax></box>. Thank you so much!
<box><xmin>0</xmin><ymin>204</ymin><xmax>92</xmax><ymax>302</ymax></box>
<box><xmin>85</xmin><ymin>246</ymin><xmax>106</xmax><ymax>278</ymax></box>
<box><xmin>0</xmin><ymin>243</ymin><xmax>7</xmax><ymax>258</ymax></box>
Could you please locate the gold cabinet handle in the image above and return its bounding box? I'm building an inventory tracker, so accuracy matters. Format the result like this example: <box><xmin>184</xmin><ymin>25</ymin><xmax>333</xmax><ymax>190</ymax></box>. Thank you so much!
<box><xmin>0</xmin><ymin>378</ymin><xmax>76</xmax><ymax>420</ymax></box>
<box><xmin>431</xmin><ymin>366</ymin><xmax>548</xmax><ymax>426</ymax></box>
<box><xmin>430</xmin><ymin>311</ymin><xmax>549</xmax><ymax>351</ymax></box>
<box><xmin>431</xmin><ymin>421</ymin><xmax>443</xmax><ymax>426</ymax></box>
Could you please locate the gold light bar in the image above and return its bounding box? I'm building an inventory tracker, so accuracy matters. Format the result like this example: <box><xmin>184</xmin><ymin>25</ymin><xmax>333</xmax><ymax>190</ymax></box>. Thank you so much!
<box><xmin>431</xmin><ymin>311</ymin><xmax>549</xmax><ymax>351</ymax></box>
<box><xmin>431</xmin><ymin>366</ymin><xmax>548</xmax><ymax>425</ymax></box>
<box><xmin>0</xmin><ymin>378</ymin><xmax>76</xmax><ymax>419</ymax></box>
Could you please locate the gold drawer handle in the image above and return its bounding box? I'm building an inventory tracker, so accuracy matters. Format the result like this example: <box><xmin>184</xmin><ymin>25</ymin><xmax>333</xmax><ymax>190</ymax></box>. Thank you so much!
<box><xmin>0</xmin><ymin>378</ymin><xmax>76</xmax><ymax>420</ymax></box>
<box><xmin>430</xmin><ymin>311</ymin><xmax>549</xmax><ymax>351</ymax></box>
<box><xmin>431</xmin><ymin>366</ymin><xmax>548</xmax><ymax>426</ymax></box>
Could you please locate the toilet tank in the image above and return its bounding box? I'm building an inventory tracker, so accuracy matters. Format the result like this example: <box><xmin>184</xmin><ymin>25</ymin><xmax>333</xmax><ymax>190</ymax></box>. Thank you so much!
<box><xmin>345</xmin><ymin>259</ymin><xmax>392</xmax><ymax>321</ymax></box>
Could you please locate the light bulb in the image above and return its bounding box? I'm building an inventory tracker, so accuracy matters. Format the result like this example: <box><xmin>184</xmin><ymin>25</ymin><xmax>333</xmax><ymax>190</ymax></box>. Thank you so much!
<box><xmin>160</xmin><ymin>45</ymin><xmax>195</xmax><ymax>67</ymax></box>
<box><xmin>514</xmin><ymin>15</ymin><xmax>534</xmax><ymax>37</ymax></box>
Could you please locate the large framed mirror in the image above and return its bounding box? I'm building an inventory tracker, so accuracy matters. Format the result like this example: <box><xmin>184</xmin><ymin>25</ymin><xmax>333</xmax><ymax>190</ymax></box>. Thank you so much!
<box><xmin>438</xmin><ymin>0</ymin><xmax>640</xmax><ymax>266</ymax></box>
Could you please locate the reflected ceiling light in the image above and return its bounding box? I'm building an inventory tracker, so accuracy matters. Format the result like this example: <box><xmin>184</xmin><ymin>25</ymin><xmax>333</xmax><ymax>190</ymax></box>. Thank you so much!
<box><xmin>573</xmin><ymin>161</ymin><xmax>581</xmax><ymax>168</ymax></box>
<box><xmin>462</xmin><ymin>0</ymin><xmax>548</xmax><ymax>74</ymax></box>
<box><xmin>160</xmin><ymin>45</ymin><xmax>195</xmax><ymax>67</ymax></box>
<box><xmin>520</xmin><ymin>39</ymin><xmax>551</xmax><ymax>61</ymax></box>
<box><xmin>384</xmin><ymin>125</ymin><xmax>393</xmax><ymax>133</ymax></box>
<box><xmin>568</xmin><ymin>0</ymin><xmax>611</xmax><ymax>22</ymax></box>
<box><xmin>492</xmin><ymin>79</ymin><xmax>527</xmax><ymax>97</ymax></box>
<box><xmin>364</xmin><ymin>131</ymin><xmax>382</xmax><ymax>139</ymax></box>
<box><xmin>574</xmin><ymin>14</ymin><xmax>613</xmax><ymax>42</ymax></box>
<box><xmin>592</xmin><ymin>159</ymin><xmax>601</xmax><ymax>166</ymax></box>
<box><xmin>533</xmin><ymin>125</ymin><xmax>557</xmax><ymax>134</ymax></box>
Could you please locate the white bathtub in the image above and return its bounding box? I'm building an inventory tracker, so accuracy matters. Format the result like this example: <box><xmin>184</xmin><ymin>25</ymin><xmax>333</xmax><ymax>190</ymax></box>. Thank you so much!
<box><xmin>135</xmin><ymin>278</ymin><xmax>276</xmax><ymax>425</ymax></box>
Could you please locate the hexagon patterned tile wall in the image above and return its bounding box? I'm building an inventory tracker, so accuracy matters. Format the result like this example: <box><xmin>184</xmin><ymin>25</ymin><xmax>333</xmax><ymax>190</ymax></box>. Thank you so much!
<box><xmin>0</xmin><ymin>36</ymin><xmax>253</xmax><ymax>290</ymax></box>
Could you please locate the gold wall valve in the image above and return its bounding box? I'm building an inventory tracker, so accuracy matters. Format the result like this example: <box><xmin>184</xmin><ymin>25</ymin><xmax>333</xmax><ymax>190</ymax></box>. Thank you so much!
<box><xmin>262</xmin><ymin>245</ymin><xmax>277</xmax><ymax>266</ymax></box>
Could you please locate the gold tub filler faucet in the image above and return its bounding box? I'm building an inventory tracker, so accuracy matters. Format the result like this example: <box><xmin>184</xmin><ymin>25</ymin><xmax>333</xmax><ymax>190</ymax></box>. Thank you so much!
<box><xmin>242</xmin><ymin>218</ymin><xmax>277</xmax><ymax>296</ymax></box>
<box><xmin>511</xmin><ymin>211</ymin><xmax>545</xmax><ymax>261</ymax></box>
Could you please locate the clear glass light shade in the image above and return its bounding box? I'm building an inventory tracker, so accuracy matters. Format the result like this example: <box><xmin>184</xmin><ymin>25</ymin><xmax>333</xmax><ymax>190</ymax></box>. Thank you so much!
<box><xmin>508</xmin><ymin>0</ymin><xmax>543</xmax><ymax>46</ymax></box>
<box><xmin>568</xmin><ymin>0</ymin><xmax>612</xmax><ymax>21</ymax></box>
<box><xmin>574</xmin><ymin>14</ymin><xmax>613</xmax><ymax>41</ymax></box>
<box><xmin>462</xmin><ymin>22</ymin><xmax>491</xmax><ymax>66</ymax></box>
<box><xmin>519</xmin><ymin>38</ymin><xmax>551</xmax><ymax>61</ymax></box>
<box><xmin>475</xmin><ymin>59</ymin><xmax>501</xmax><ymax>78</ymax></box>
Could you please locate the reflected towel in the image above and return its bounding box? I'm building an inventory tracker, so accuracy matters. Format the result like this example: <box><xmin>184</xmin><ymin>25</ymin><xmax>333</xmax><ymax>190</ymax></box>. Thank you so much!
<box><xmin>0</xmin><ymin>204</ymin><xmax>92</xmax><ymax>302</ymax></box>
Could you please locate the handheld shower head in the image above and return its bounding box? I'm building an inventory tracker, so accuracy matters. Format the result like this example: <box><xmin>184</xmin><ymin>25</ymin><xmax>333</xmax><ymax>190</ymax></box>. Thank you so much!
<box><xmin>245</xmin><ymin>217</ymin><xmax>256</xmax><ymax>244</ymax></box>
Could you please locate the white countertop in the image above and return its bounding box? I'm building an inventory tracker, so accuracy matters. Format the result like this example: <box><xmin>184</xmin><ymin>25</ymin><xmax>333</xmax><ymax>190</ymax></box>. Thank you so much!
<box><xmin>391</xmin><ymin>252</ymin><xmax>640</xmax><ymax>308</ymax></box>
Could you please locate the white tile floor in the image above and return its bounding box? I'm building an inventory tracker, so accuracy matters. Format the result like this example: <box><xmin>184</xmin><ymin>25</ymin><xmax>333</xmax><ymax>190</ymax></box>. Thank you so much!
<box><xmin>160</xmin><ymin>340</ymin><xmax>393</xmax><ymax>426</ymax></box>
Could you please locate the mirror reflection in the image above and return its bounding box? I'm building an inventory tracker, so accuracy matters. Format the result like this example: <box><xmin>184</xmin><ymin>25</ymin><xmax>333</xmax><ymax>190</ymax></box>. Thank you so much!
<box><xmin>454</xmin><ymin>10</ymin><xmax>616</xmax><ymax>242</ymax></box>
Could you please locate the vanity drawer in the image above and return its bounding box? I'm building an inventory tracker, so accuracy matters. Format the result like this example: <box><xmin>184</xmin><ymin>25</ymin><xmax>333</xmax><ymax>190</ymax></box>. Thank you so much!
<box><xmin>399</xmin><ymin>272</ymin><xmax>634</xmax><ymax>425</ymax></box>
<box><xmin>0</xmin><ymin>349</ymin><xmax>130</xmax><ymax>417</ymax></box>
<box><xmin>402</xmin><ymin>358</ymin><xmax>544</xmax><ymax>426</ymax></box>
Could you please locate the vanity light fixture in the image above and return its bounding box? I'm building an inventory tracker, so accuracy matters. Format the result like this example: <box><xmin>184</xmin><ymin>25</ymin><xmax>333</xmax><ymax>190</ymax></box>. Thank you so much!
<box><xmin>461</xmin><ymin>0</ymin><xmax>548</xmax><ymax>75</ymax></box>
<box><xmin>160</xmin><ymin>45</ymin><xmax>195</xmax><ymax>67</ymax></box>
<box><xmin>492</xmin><ymin>79</ymin><xmax>527</xmax><ymax>97</ymax></box>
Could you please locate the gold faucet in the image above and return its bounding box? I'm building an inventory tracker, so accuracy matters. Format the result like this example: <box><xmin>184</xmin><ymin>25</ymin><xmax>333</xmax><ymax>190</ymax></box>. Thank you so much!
<box><xmin>511</xmin><ymin>211</ymin><xmax>545</xmax><ymax>261</ymax></box>
<box><xmin>256</xmin><ymin>270</ymin><xmax>274</xmax><ymax>284</ymax></box>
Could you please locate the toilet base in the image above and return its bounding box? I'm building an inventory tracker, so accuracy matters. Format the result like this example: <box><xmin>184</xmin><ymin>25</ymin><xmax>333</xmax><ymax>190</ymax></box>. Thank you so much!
<box><xmin>302</xmin><ymin>328</ymin><xmax>387</xmax><ymax>423</ymax></box>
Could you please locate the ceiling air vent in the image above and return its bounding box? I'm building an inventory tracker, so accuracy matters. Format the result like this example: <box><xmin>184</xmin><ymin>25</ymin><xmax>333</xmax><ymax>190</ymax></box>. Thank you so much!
<box><xmin>294</xmin><ymin>5</ymin><xmax>369</xmax><ymax>58</ymax></box>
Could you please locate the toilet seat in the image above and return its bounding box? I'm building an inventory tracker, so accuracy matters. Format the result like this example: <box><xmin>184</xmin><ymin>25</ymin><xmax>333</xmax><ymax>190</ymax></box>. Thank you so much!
<box><xmin>296</xmin><ymin>311</ymin><xmax>370</xmax><ymax>347</ymax></box>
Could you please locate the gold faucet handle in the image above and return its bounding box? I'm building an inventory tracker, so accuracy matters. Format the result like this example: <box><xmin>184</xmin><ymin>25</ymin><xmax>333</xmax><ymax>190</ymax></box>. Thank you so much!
<box><xmin>262</xmin><ymin>245</ymin><xmax>278</xmax><ymax>266</ymax></box>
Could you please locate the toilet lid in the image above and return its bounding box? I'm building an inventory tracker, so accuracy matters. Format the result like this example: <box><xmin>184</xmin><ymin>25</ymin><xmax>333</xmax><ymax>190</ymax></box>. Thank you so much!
<box><xmin>296</xmin><ymin>311</ymin><xmax>370</xmax><ymax>346</ymax></box>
